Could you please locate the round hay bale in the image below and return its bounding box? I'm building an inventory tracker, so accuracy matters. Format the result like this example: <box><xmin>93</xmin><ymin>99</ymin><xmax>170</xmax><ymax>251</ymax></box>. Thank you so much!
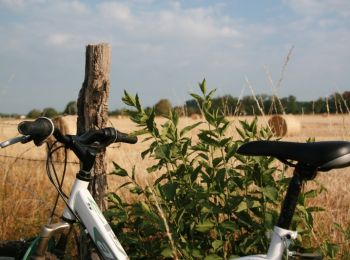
<box><xmin>268</xmin><ymin>115</ymin><xmax>301</xmax><ymax>137</ymax></box>
<box><xmin>48</xmin><ymin>115</ymin><xmax>78</xmax><ymax>162</ymax></box>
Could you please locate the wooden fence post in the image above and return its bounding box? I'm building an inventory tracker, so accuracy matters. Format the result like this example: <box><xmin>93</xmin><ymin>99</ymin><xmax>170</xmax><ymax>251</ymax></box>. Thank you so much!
<box><xmin>77</xmin><ymin>43</ymin><xmax>111</xmax><ymax>210</ymax></box>
<box><xmin>76</xmin><ymin>43</ymin><xmax>111</xmax><ymax>259</ymax></box>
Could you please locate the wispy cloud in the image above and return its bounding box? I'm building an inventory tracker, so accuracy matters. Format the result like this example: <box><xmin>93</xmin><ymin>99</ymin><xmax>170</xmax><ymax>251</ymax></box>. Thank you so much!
<box><xmin>47</xmin><ymin>33</ymin><xmax>76</xmax><ymax>47</ymax></box>
<box><xmin>0</xmin><ymin>0</ymin><xmax>349</xmax><ymax>113</ymax></box>
<box><xmin>97</xmin><ymin>2</ymin><xmax>132</xmax><ymax>23</ymax></box>
<box><xmin>285</xmin><ymin>0</ymin><xmax>350</xmax><ymax>18</ymax></box>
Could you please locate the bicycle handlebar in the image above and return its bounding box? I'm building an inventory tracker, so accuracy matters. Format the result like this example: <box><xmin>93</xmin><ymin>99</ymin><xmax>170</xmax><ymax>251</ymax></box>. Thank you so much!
<box><xmin>115</xmin><ymin>130</ymin><xmax>138</xmax><ymax>144</ymax></box>
<box><xmin>18</xmin><ymin>117</ymin><xmax>55</xmax><ymax>146</ymax></box>
<box><xmin>1</xmin><ymin>117</ymin><xmax>138</xmax><ymax>149</ymax></box>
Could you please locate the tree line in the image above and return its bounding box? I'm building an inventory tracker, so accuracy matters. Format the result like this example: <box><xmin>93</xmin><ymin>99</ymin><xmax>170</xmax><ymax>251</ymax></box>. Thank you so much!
<box><xmin>110</xmin><ymin>91</ymin><xmax>350</xmax><ymax>117</ymax></box>
<box><xmin>1</xmin><ymin>91</ymin><xmax>349</xmax><ymax>119</ymax></box>
<box><xmin>183</xmin><ymin>91</ymin><xmax>350</xmax><ymax>116</ymax></box>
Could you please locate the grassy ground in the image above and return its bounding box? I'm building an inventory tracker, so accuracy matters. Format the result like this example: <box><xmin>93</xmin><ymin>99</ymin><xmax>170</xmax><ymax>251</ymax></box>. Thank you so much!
<box><xmin>1</xmin><ymin>115</ymin><xmax>350</xmax><ymax>257</ymax></box>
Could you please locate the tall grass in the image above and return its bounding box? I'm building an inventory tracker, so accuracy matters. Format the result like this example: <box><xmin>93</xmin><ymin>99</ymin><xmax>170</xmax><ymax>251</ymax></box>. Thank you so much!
<box><xmin>1</xmin><ymin>115</ymin><xmax>350</xmax><ymax>257</ymax></box>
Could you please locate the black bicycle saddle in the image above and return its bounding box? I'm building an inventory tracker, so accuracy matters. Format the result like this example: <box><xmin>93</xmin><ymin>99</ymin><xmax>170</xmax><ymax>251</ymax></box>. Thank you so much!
<box><xmin>237</xmin><ymin>140</ymin><xmax>350</xmax><ymax>171</ymax></box>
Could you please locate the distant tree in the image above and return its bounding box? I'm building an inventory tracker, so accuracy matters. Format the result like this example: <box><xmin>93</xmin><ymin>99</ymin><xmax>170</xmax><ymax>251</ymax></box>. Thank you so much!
<box><xmin>42</xmin><ymin>107</ymin><xmax>59</xmax><ymax>118</ymax></box>
<box><xmin>155</xmin><ymin>99</ymin><xmax>172</xmax><ymax>116</ymax></box>
<box><xmin>27</xmin><ymin>109</ymin><xmax>42</xmax><ymax>119</ymax></box>
<box><xmin>342</xmin><ymin>91</ymin><xmax>350</xmax><ymax>103</ymax></box>
<box><xmin>64</xmin><ymin>101</ymin><xmax>77</xmax><ymax>115</ymax></box>
<box><xmin>185</xmin><ymin>99</ymin><xmax>200</xmax><ymax>116</ymax></box>
<box><xmin>282</xmin><ymin>95</ymin><xmax>298</xmax><ymax>114</ymax></box>
<box><xmin>211</xmin><ymin>95</ymin><xmax>239</xmax><ymax>115</ymax></box>
<box><xmin>313</xmin><ymin>98</ymin><xmax>326</xmax><ymax>114</ymax></box>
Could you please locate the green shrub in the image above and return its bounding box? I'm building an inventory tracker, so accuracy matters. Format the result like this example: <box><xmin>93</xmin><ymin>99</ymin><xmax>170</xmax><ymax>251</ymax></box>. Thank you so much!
<box><xmin>63</xmin><ymin>101</ymin><xmax>77</xmax><ymax>115</ymax></box>
<box><xmin>42</xmin><ymin>107</ymin><xmax>59</xmax><ymax>118</ymax></box>
<box><xmin>106</xmin><ymin>80</ymin><xmax>322</xmax><ymax>259</ymax></box>
<box><xmin>155</xmin><ymin>99</ymin><xmax>172</xmax><ymax>116</ymax></box>
<box><xmin>26</xmin><ymin>109</ymin><xmax>42</xmax><ymax>119</ymax></box>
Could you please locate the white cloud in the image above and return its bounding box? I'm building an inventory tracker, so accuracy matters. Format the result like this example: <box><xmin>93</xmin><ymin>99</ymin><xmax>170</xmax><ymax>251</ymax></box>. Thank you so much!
<box><xmin>140</xmin><ymin>6</ymin><xmax>240</xmax><ymax>41</ymax></box>
<box><xmin>97</xmin><ymin>2</ymin><xmax>132</xmax><ymax>23</ymax></box>
<box><xmin>285</xmin><ymin>0</ymin><xmax>350</xmax><ymax>18</ymax></box>
<box><xmin>47</xmin><ymin>33</ymin><xmax>74</xmax><ymax>47</ymax></box>
<box><xmin>0</xmin><ymin>0</ymin><xmax>45</xmax><ymax>10</ymax></box>
<box><xmin>0</xmin><ymin>0</ymin><xmax>349</xmax><ymax>114</ymax></box>
<box><xmin>70</xmin><ymin>1</ymin><xmax>89</xmax><ymax>15</ymax></box>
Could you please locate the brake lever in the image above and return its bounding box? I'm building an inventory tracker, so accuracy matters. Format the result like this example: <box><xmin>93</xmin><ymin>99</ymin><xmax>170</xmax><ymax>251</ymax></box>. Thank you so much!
<box><xmin>0</xmin><ymin>135</ymin><xmax>31</xmax><ymax>148</ymax></box>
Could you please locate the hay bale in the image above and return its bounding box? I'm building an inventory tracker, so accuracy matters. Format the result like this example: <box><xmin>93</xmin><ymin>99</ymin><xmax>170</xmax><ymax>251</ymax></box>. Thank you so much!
<box><xmin>268</xmin><ymin>115</ymin><xmax>301</xmax><ymax>137</ymax></box>
<box><xmin>48</xmin><ymin>115</ymin><xmax>78</xmax><ymax>162</ymax></box>
<box><xmin>53</xmin><ymin>115</ymin><xmax>77</xmax><ymax>135</ymax></box>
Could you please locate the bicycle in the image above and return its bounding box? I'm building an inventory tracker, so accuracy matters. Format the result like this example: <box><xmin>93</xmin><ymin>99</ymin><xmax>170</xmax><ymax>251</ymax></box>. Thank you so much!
<box><xmin>232</xmin><ymin>140</ymin><xmax>350</xmax><ymax>259</ymax></box>
<box><xmin>0</xmin><ymin>117</ymin><xmax>347</xmax><ymax>259</ymax></box>
<box><xmin>0</xmin><ymin>117</ymin><xmax>137</xmax><ymax>259</ymax></box>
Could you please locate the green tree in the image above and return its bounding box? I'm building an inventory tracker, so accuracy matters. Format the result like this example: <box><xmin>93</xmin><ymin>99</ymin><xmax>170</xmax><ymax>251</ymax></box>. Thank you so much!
<box><xmin>63</xmin><ymin>101</ymin><xmax>77</xmax><ymax>115</ymax></box>
<box><xmin>42</xmin><ymin>107</ymin><xmax>59</xmax><ymax>118</ymax></box>
<box><xmin>313</xmin><ymin>98</ymin><xmax>326</xmax><ymax>114</ymax></box>
<box><xmin>155</xmin><ymin>99</ymin><xmax>172</xmax><ymax>116</ymax></box>
<box><xmin>26</xmin><ymin>109</ymin><xmax>42</xmax><ymax>119</ymax></box>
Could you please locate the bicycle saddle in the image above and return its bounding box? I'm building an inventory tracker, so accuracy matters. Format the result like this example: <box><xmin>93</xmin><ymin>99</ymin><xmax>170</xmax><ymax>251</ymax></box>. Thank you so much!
<box><xmin>237</xmin><ymin>140</ymin><xmax>350</xmax><ymax>171</ymax></box>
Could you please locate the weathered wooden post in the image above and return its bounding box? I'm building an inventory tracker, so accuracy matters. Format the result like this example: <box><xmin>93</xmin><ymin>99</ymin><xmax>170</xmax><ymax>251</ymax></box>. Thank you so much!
<box><xmin>77</xmin><ymin>43</ymin><xmax>111</xmax><ymax>210</ymax></box>
<box><xmin>77</xmin><ymin>43</ymin><xmax>111</xmax><ymax>259</ymax></box>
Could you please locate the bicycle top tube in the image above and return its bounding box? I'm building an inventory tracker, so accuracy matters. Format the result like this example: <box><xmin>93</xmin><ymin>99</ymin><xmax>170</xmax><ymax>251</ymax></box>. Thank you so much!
<box><xmin>237</xmin><ymin>140</ymin><xmax>350</xmax><ymax>171</ymax></box>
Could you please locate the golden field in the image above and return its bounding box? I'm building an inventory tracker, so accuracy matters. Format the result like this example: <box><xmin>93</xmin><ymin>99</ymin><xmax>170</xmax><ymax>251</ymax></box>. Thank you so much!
<box><xmin>1</xmin><ymin>114</ymin><xmax>350</xmax><ymax>256</ymax></box>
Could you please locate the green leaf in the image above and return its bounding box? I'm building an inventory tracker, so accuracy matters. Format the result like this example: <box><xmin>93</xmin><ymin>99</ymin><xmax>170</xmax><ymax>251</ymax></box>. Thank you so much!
<box><xmin>219</xmin><ymin>220</ymin><xmax>237</xmax><ymax>232</ymax></box>
<box><xmin>262</xmin><ymin>186</ymin><xmax>278</xmax><ymax>201</ymax></box>
<box><xmin>212</xmin><ymin>240</ymin><xmax>223</xmax><ymax>251</ymax></box>
<box><xmin>225</xmin><ymin>143</ymin><xmax>237</xmax><ymax>161</ymax></box>
<box><xmin>306</xmin><ymin>206</ymin><xmax>325</xmax><ymax>213</ymax></box>
<box><xmin>191</xmin><ymin>249</ymin><xmax>203</xmax><ymax>258</ymax></box>
<box><xmin>147</xmin><ymin>164</ymin><xmax>160</xmax><ymax>173</ymax></box>
<box><xmin>135</xmin><ymin>93</ymin><xmax>142</xmax><ymax>111</ymax></box>
<box><xmin>199</xmin><ymin>78</ymin><xmax>207</xmax><ymax>95</ymax></box>
<box><xmin>140</xmin><ymin>201</ymin><xmax>151</xmax><ymax>213</ymax></box>
<box><xmin>206</xmin><ymin>89</ymin><xmax>217</xmax><ymax>99</ymax></box>
<box><xmin>236</xmin><ymin>127</ymin><xmax>246</xmax><ymax>139</ymax></box>
<box><xmin>161</xmin><ymin>182</ymin><xmax>178</xmax><ymax>201</ymax></box>
<box><xmin>131</xmin><ymin>128</ymin><xmax>149</xmax><ymax>136</ymax></box>
<box><xmin>116</xmin><ymin>181</ymin><xmax>133</xmax><ymax>191</ymax></box>
<box><xmin>218</xmin><ymin>121</ymin><xmax>231</xmax><ymax>135</ymax></box>
<box><xmin>129</xmin><ymin>185</ymin><xmax>143</xmax><ymax>195</ymax></box>
<box><xmin>195</xmin><ymin>220</ymin><xmax>215</xmax><ymax>232</ymax></box>
<box><xmin>198</xmin><ymin>132</ymin><xmax>219</xmax><ymax>147</ymax></box>
<box><xmin>219</xmin><ymin>137</ymin><xmax>231</xmax><ymax>147</ymax></box>
<box><xmin>107</xmin><ymin>193</ymin><xmax>122</xmax><ymax>205</ymax></box>
<box><xmin>161</xmin><ymin>247</ymin><xmax>173</xmax><ymax>258</ymax></box>
<box><xmin>204</xmin><ymin>254</ymin><xmax>222</xmax><ymax>260</ymax></box>
<box><xmin>190</xmin><ymin>93</ymin><xmax>203</xmax><ymax>102</ymax></box>
<box><xmin>212</xmin><ymin>157</ymin><xmax>223</xmax><ymax>167</ymax></box>
<box><xmin>111</xmin><ymin>162</ymin><xmax>128</xmax><ymax>177</ymax></box>
<box><xmin>131</xmin><ymin>166</ymin><xmax>136</xmax><ymax>180</ymax></box>
<box><xmin>304</xmin><ymin>189</ymin><xmax>318</xmax><ymax>199</ymax></box>
<box><xmin>180</xmin><ymin>122</ymin><xmax>202</xmax><ymax>137</ymax></box>
<box><xmin>122</xmin><ymin>90</ymin><xmax>136</xmax><ymax>107</ymax></box>
<box><xmin>191</xmin><ymin>165</ymin><xmax>201</xmax><ymax>182</ymax></box>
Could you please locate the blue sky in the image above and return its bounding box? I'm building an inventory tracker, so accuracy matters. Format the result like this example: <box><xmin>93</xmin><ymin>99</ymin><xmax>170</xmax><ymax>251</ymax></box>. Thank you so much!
<box><xmin>0</xmin><ymin>0</ymin><xmax>349</xmax><ymax>114</ymax></box>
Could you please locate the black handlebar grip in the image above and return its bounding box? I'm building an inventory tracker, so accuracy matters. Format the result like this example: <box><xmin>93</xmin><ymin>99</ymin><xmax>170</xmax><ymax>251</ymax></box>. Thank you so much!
<box><xmin>18</xmin><ymin>117</ymin><xmax>54</xmax><ymax>146</ymax></box>
<box><xmin>116</xmin><ymin>131</ymin><xmax>138</xmax><ymax>144</ymax></box>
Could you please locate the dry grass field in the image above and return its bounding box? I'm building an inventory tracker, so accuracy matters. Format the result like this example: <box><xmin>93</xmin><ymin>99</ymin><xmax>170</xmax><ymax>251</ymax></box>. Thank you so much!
<box><xmin>1</xmin><ymin>114</ymin><xmax>350</xmax><ymax>256</ymax></box>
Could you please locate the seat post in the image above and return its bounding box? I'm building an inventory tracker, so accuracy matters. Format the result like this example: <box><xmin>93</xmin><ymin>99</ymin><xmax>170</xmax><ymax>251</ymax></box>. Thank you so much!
<box><xmin>277</xmin><ymin>166</ymin><xmax>316</xmax><ymax>229</ymax></box>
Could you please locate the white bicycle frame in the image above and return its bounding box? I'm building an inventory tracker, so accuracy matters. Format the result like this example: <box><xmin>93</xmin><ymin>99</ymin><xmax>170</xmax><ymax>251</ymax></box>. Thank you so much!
<box><xmin>28</xmin><ymin>178</ymin><xmax>298</xmax><ymax>260</ymax></box>
<box><xmin>233</xmin><ymin>226</ymin><xmax>297</xmax><ymax>259</ymax></box>
<box><xmin>62</xmin><ymin>178</ymin><xmax>129</xmax><ymax>260</ymax></box>
<box><xmin>26</xmin><ymin>177</ymin><xmax>129</xmax><ymax>260</ymax></box>
<box><xmin>26</xmin><ymin>176</ymin><xmax>298</xmax><ymax>260</ymax></box>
